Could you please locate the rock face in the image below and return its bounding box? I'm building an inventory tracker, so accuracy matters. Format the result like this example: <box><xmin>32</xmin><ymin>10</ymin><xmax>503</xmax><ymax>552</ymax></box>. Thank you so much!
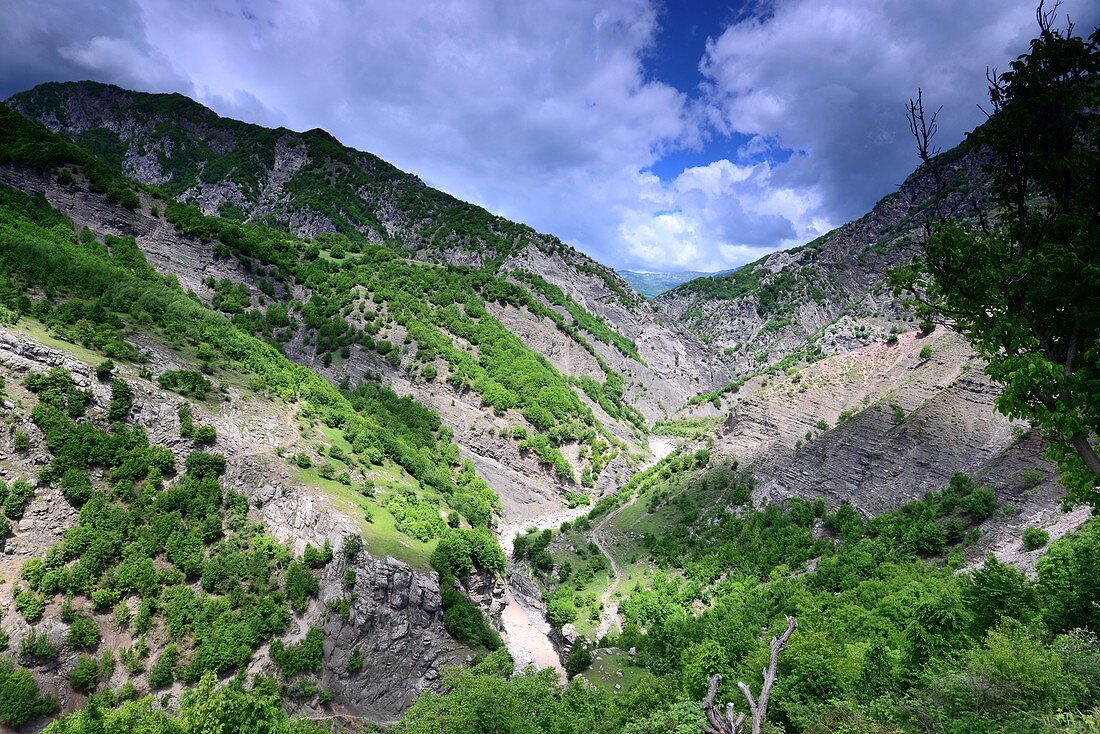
<box><xmin>0</xmin><ymin>329</ymin><xmax>462</xmax><ymax>721</ymax></box>
<box><xmin>499</xmin><ymin>245</ymin><xmax>733</xmax><ymax>422</ymax></box>
<box><xmin>699</xmin><ymin>327</ymin><xmax>1080</xmax><ymax>569</ymax></box>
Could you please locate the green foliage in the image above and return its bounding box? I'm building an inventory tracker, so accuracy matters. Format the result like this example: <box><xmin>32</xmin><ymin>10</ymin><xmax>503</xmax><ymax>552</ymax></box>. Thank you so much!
<box><xmin>285</xmin><ymin>562</ymin><xmax>319</xmax><ymax>613</ymax></box>
<box><xmin>147</xmin><ymin>644</ymin><xmax>179</xmax><ymax>688</ymax></box>
<box><xmin>890</xmin><ymin>21</ymin><xmax>1100</xmax><ymax>504</ymax></box>
<box><xmin>157</xmin><ymin>370</ymin><xmax>212</xmax><ymax>399</ymax></box>
<box><xmin>564</xmin><ymin>644</ymin><xmax>592</xmax><ymax>678</ymax></box>
<box><xmin>302</xmin><ymin>541</ymin><xmax>333</xmax><ymax>569</ymax></box>
<box><xmin>1023</xmin><ymin>526</ymin><xmax>1050</xmax><ymax>551</ymax></box>
<box><xmin>18</xmin><ymin>629</ymin><xmax>58</xmax><ymax>662</ymax></box>
<box><xmin>0</xmin><ymin>655</ymin><xmax>56</xmax><ymax>727</ymax></box>
<box><xmin>270</xmin><ymin>627</ymin><xmax>324</xmax><ymax>677</ymax></box>
<box><xmin>107</xmin><ymin>378</ymin><xmax>133</xmax><ymax>421</ymax></box>
<box><xmin>67</xmin><ymin>615</ymin><xmax>101</xmax><ymax>649</ymax></box>
<box><xmin>68</xmin><ymin>654</ymin><xmax>100</xmax><ymax>693</ymax></box>
<box><xmin>4</xmin><ymin>478</ymin><xmax>34</xmax><ymax>519</ymax></box>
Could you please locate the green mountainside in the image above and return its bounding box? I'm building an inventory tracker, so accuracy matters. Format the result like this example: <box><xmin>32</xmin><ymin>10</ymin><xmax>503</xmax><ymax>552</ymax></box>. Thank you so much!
<box><xmin>0</xmin><ymin>50</ymin><xmax>1097</xmax><ymax>734</ymax></box>
<box><xmin>616</xmin><ymin>269</ymin><xmax>730</xmax><ymax>299</ymax></box>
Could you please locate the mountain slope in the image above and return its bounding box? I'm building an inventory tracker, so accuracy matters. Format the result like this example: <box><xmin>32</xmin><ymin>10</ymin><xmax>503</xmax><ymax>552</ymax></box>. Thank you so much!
<box><xmin>656</xmin><ymin>141</ymin><xmax>989</xmax><ymax>383</ymax></box>
<box><xmin>7</xmin><ymin>81</ymin><xmax>731</xmax><ymax>421</ymax></box>
<box><xmin>0</xmin><ymin>173</ymin><xmax>523</xmax><ymax>725</ymax></box>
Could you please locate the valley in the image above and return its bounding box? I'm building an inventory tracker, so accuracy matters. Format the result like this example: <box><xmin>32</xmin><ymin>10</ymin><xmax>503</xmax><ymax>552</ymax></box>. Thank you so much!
<box><xmin>0</xmin><ymin>40</ymin><xmax>1097</xmax><ymax>734</ymax></box>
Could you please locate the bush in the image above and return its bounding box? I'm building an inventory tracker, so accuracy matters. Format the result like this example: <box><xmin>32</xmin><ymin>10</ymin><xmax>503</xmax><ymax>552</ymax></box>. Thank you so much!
<box><xmin>1023</xmin><ymin>527</ymin><xmax>1050</xmax><ymax>551</ymax></box>
<box><xmin>303</xmin><ymin>541</ymin><xmax>333</xmax><ymax>569</ymax></box>
<box><xmin>270</xmin><ymin>627</ymin><xmax>324</xmax><ymax>677</ymax></box>
<box><xmin>285</xmin><ymin>562</ymin><xmax>319</xmax><ymax>613</ymax></box>
<box><xmin>60</xmin><ymin>468</ymin><xmax>94</xmax><ymax>507</ymax></box>
<box><xmin>95</xmin><ymin>360</ymin><xmax>115</xmax><ymax>381</ymax></box>
<box><xmin>147</xmin><ymin>645</ymin><xmax>179</xmax><ymax>688</ymax></box>
<box><xmin>962</xmin><ymin>487</ymin><xmax>997</xmax><ymax>522</ymax></box>
<box><xmin>18</xmin><ymin>630</ymin><xmax>58</xmax><ymax>663</ymax></box>
<box><xmin>157</xmin><ymin>370</ymin><xmax>212</xmax><ymax>400</ymax></box>
<box><xmin>3</xmin><ymin>478</ymin><xmax>34</xmax><ymax>519</ymax></box>
<box><xmin>565</xmin><ymin>644</ymin><xmax>592</xmax><ymax>678</ymax></box>
<box><xmin>0</xmin><ymin>655</ymin><xmax>56</xmax><ymax>726</ymax></box>
<box><xmin>191</xmin><ymin>425</ymin><xmax>217</xmax><ymax>444</ymax></box>
<box><xmin>184</xmin><ymin>451</ymin><xmax>225</xmax><ymax>478</ymax></box>
<box><xmin>13</xmin><ymin>430</ymin><xmax>29</xmax><ymax>452</ymax></box>
<box><xmin>919</xmin><ymin>345</ymin><xmax>934</xmax><ymax>360</ymax></box>
<box><xmin>69</xmin><ymin>654</ymin><xmax>100</xmax><ymax>692</ymax></box>
<box><xmin>67</xmin><ymin>616</ymin><xmax>101</xmax><ymax>649</ymax></box>
<box><xmin>108</xmin><ymin>379</ymin><xmax>133</xmax><ymax>421</ymax></box>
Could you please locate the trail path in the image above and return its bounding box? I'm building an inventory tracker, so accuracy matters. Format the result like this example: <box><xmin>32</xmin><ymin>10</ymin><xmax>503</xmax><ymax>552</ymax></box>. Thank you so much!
<box><xmin>592</xmin><ymin>437</ymin><xmax>675</xmax><ymax>639</ymax></box>
<box><xmin>498</xmin><ymin>436</ymin><xmax>676</xmax><ymax>675</ymax></box>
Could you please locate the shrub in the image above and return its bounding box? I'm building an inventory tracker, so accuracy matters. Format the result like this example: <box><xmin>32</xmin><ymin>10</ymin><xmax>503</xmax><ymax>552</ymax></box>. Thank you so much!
<box><xmin>919</xmin><ymin>345</ymin><xmax>934</xmax><ymax>360</ymax></box>
<box><xmin>0</xmin><ymin>655</ymin><xmax>56</xmax><ymax>726</ymax></box>
<box><xmin>108</xmin><ymin>379</ymin><xmax>133</xmax><ymax>421</ymax></box>
<box><xmin>184</xmin><ymin>451</ymin><xmax>225</xmax><ymax>478</ymax></box>
<box><xmin>95</xmin><ymin>360</ymin><xmax>115</xmax><ymax>381</ymax></box>
<box><xmin>270</xmin><ymin>627</ymin><xmax>324</xmax><ymax>677</ymax></box>
<box><xmin>962</xmin><ymin>487</ymin><xmax>997</xmax><ymax>522</ymax></box>
<box><xmin>565</xmin><ymin>644</ymin><xmax>592</xmax><ymax>678</ymax></box>
<box><xmin>285</xmin><ymin>562</ymin><xmax>319</xmax><ymax>613</ymax></box>
<box><xmin>67</xmin><ymin>616</ymin><xmax>101</xmax><ymax>649</ymax></box>
<box><xmin>3</xmin><ymin>478</ymin><xmax>34</xmax><ymax>519</ymax></box>
<box><xmin>191</xmin><ymin>425</ymin><xmax>217</xmax><ymax>444</ymax></box>
<box><xmin>147</xmin><ymin>645</ymin><xmax>179</xmax><ymax>688</ymax></box>
<box><xmin>60</xmin><ymin>468</ymin><xmax>94</xmax><ymax>507</ymax></box>
<box><xmin>69</xmin><ymin>654</ymin><xmax>100</xmax><ymax>692</ymax></box>
<box><xmin>294</xmin><ymin>453</ymin><xmax>312</xmax><ymax>469</ymax></box>
<box><xmin>18</xmin><ymin>629</ymin><xmax>58</xmax><ymax>663</ymax></box>
<box><xmin>1023</xmin><ymin>527</ymin><xmax>1050</xmax><ymax>551</ymax></box>
<box><xmin>13</xmin><ymin>430</ymin><xmax>29</xmax><ymax>452</ymax></box>
<box><xmin>157</xmin><ymin>370</ymin><xmax>212</xmax><ymax>400</ymax></box>
<box><xmin>303</xmin><ymin>541</ymin><xmax>333</xmax><ymax>569</ymax></box>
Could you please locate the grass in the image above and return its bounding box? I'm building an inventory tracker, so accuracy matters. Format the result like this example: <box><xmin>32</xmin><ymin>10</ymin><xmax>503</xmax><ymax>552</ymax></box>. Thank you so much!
<box><xmin>581</xmin><ymin>648</ymin><xmax>651</xmax><ymax>695</ymax></box>
<box><xmin>291</xmin><ymin>464</ymin><xmax>436</xmax><ymax>571</ymax></box>
<box><xmin>14</xmin><ymin>318</ymin><xmax>107</xmax><ymax>366</ymax></box>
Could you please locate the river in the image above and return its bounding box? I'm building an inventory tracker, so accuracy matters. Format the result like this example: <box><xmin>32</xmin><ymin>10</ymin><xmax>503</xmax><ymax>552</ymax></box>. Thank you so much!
<box><xmin>496</xmin><ymin>436</ymin><xmax>676</xmax><ymax>677</ymax></box>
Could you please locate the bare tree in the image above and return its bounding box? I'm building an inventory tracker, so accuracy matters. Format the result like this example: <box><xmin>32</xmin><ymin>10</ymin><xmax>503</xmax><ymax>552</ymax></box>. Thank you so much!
<box><xmin>702</xmin><ymin>616</ymin><xmax>798</xmax><ymax>734</ymax></box>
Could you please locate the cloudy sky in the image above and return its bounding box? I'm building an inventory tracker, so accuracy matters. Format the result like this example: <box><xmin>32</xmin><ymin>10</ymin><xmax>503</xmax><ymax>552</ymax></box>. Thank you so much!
<box><xmin>3</xmin><ymin>1</ymin><xmax>1097</xmax><ymax>272</ymax></box>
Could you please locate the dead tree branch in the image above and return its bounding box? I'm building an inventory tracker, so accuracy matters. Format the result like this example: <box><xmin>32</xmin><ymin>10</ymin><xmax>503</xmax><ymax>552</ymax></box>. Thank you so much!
<box><xmin>702</xmin><ymin>616</ymin><xmax>798</xmax><ymax>734</ymax></box>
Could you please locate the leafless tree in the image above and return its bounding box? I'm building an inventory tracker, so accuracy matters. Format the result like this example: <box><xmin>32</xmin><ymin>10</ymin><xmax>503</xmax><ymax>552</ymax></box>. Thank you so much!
<box><xmin>701</xmin><ymin>616</ymin><xmax>798</xmax><ymax>734</ymax></box>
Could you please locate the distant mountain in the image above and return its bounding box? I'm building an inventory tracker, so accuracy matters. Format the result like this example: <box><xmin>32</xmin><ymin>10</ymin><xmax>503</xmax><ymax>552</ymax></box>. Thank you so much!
<box><xmin>617</xmin><ymin>268</ymin><xmax>732</xmax><ymax>299</ymax></box>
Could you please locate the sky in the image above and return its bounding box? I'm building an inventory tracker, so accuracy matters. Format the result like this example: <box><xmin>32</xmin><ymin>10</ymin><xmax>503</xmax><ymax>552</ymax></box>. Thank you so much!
<box><xmin>3</xmin><ymin>0</ymin><xmax>1098</xmax><ymax>273</ymax></box>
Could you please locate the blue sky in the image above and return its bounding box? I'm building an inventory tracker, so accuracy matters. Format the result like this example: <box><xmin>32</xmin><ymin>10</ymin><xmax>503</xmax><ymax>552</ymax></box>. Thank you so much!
<box><xmin>3</xmin><ymin>0</ymin><xmax>1098</xmax><ymax>272</ymax></box>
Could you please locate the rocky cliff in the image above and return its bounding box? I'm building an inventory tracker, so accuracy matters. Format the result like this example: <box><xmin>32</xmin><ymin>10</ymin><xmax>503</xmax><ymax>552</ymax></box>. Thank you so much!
<box><xmin>0</xmin><ymin>328</ymin><xmax>463</xmax><ymax>723</ymax></box>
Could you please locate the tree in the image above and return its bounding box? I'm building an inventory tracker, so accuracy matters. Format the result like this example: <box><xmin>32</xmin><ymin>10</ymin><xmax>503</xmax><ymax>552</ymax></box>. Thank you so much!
<box><xmin>702</xmin><ymin>615</ymin><xmax>797</xmax><ymax>734</ymax></box>
<box><xmin>893</xmin><ymin>6</ymin><xmax>1100</xmax><ymax>506</ymax></box>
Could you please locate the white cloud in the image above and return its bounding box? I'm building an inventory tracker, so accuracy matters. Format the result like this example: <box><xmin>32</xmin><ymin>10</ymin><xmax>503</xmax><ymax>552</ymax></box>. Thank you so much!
<box><xmin>699</xmin><ymin>0</ymin><xmax>1099</xmax><ymax>223</ymax></box>
<box><xmin>3</xmin><ymin>0</ymin><xmax>1097</xmax><ymax>273</ymax></box>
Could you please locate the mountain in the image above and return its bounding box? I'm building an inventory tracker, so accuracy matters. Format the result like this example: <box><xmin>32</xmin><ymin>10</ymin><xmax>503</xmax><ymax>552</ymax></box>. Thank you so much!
<box><xmin>5</xmin><ymin>81</ymin><xmax>736</xmax><ymax>523</ymax></box>
<box><xmin>616</xmin><ymin>269</ymin><xmax>731</xmax><ymax>299</ymax></box>
<box><xmin>0</xmin><ymin>72</ymin><xmax>1096</xmax><ymax>734</ymax></box>
<box><xmin>656</xmin><ymin>141</ymin><xmax>989</xmax><ymax>388</ymax></box>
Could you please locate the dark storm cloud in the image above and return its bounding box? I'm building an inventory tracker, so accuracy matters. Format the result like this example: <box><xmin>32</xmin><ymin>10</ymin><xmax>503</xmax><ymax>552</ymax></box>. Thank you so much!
<box><xmin>0</xmin><ymin>0</ymin><xmax>189</xmax><ymax>98</ymax></box>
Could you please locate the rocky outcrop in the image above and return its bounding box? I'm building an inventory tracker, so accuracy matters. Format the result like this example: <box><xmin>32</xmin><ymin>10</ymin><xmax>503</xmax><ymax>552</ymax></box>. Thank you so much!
<box><xmin>0</xmin><ymin>328</ymin><xmax>463</xmax><ymax>722</ymax></box>
<box><xmin>698</xmin><ymin>328</ymin><xmax>1081</xmax><ymax>568</ymax></box>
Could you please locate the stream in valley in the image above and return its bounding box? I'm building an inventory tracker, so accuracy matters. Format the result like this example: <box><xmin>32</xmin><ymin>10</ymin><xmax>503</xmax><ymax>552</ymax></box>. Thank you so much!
<box><xmin>497</xmin><ymin>437</ymin><xmax>676</xmax><ymax>676</ymax></box>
